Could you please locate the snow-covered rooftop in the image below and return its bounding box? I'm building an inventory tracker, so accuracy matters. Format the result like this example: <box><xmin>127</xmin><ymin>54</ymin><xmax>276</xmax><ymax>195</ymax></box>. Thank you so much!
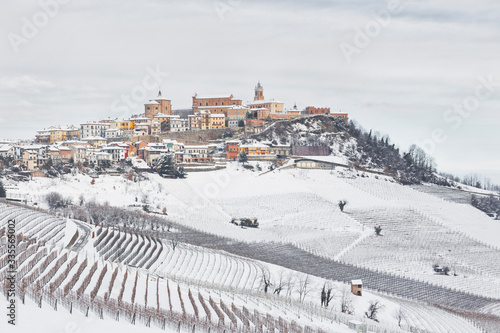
<box><xmin>194</xmin><ymin>94</ymin><xmax>240</xmax><ymax>100</ymax></box>
<box><xmin>248</xmin><ymin>99</ymin><xmax>284</xmax><ymax>105</ymax></box>
<box><xmin>0</xmin><ymin>144</ymin><xmax>13</xmax><ymax>151</ymax></box>
<box><xmin>83</xmin><ymin>136</ymin><xmax>106</xmax><ymax>141</ymax></box>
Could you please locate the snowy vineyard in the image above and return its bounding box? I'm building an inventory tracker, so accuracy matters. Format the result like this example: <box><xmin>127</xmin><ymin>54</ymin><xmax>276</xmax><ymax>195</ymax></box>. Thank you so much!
<box><xmin>1</xmin><ymin>201</ymin><xmax>493</xmax><ymax>333</ymax></box>
<box><xmin>1</xmin><ymin>202</ymin><xmax>421</xmax><ymax>333</ymax></box>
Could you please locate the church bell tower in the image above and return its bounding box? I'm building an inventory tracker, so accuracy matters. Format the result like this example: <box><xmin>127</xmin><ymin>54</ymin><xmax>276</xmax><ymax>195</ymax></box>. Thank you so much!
<box><xmin>254</xmin><ymin>81</ymin><xmax>264</xmax><ymax>101</ymax></box>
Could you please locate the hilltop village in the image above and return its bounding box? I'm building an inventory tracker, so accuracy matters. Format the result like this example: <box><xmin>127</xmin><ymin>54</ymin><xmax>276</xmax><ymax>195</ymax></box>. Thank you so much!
<box><xmin>0</xmin><ymin>82</ymin><xmax>348</xmax><ymax>176</ymax></box>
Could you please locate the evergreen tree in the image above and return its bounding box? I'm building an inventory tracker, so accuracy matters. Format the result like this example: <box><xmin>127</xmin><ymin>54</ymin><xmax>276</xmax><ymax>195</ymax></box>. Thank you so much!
<box><xmin>0</xmin><ymin>180</ymin><xmax>6</xmax><ymax>198</ymax></box>
<box><xmin>238</xmin><ymin>151</ymin><xmax>248</xmax><ymax>164</ymax></box>
<box><xmin>154</xmin><ymin>154</ymin><xmax>185</xmax><ymax>179</ymax></box>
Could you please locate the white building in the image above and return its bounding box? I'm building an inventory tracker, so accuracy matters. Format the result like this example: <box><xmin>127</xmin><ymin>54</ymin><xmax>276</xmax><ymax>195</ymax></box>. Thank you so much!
<box><xmin>105</xmin><ymin>128</ymin><xmax>124</xmax><ymax>139</ymax></box>
<box><xmin>87</xmin><ymin>149</ymin><xmax>112</xmax><ymax>165</ymax></box>
<box><xmin>0</xmin><ymin>144</ymin><xmax>14</xmax><ymax>158</ymax></box>
<box><xmin>101</xmin><ymin>146</ymin><xmax>127</xmax><ymax>162</ymax></box>
<box><xmin>70</xmin><ymin>145</ymin><xmax>88</xmax><ymax>164</ymax></box>
<box><xmin>170</xmin><ymin>117</ymin><xmax>189</xmax><ymax>132</ymax></box>
<box><xmin>80</xmin><ymin>122</ymin><xmax>110</xmax><ymax>139</ymax></box>
<box><xmin>182</xmin><ymin>145</ymin><xmax>211</xmax><ymax>163</ymax></box>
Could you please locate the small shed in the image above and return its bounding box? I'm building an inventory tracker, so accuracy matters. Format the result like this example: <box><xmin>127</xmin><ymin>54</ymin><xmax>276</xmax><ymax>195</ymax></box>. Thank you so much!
<box><xmin>348</xmin><ymin>320</ymin><xmax>367</xmax><ymax>333</ymax></box>
<box><xmin>351</xmin><ymin>279</ymin><xmax>363</xmax><ymax>296</ymax></box>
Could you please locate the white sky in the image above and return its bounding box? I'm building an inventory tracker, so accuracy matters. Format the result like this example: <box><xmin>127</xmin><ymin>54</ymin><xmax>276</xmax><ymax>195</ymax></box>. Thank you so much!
<box><xmin>0</xmin><ymin>0</ymin><xmax>499</xmax><ymax>182</ymax></box>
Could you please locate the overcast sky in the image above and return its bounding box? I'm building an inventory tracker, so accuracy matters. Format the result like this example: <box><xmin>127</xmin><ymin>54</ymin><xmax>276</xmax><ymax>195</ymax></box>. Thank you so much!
<box><xmin>1</xmin><ymin>0</ymin><xmax>499</xmax><ymax>183</ymax></box>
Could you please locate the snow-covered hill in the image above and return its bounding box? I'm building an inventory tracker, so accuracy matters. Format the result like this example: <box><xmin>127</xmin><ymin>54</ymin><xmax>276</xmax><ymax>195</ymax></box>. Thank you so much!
<box><xmin>2</xmin><ymin>164</ymin><xmax>500</xmax><ymax>332</ymax></box>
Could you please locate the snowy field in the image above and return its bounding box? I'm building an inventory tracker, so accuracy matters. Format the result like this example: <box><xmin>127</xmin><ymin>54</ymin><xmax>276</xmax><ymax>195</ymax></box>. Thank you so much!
<box><xmin>1</xmin><ymin>199</ymin><xmax>491</xmax><ymax>333</ymax></box>
<box><xmin>3</xmin><ymin>163</ymin><xmax>500</xmax><ymax>331</ymax></box>
<box><xmin>9</xmin><ymin>163</ymin><xmax>500</xmax><ymax>299</ymax></box>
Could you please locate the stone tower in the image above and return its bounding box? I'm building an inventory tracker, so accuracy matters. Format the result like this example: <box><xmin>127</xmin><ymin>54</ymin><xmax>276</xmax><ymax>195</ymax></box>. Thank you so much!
<box><xmin>155</xmin><ymin>89</ymin><xmax>172</xmax><ymax>115</ymax></box>
<box><xmin>254</xmin><ymin>81</ymin><xmax>264</xmax><ymax>101</ymax></box>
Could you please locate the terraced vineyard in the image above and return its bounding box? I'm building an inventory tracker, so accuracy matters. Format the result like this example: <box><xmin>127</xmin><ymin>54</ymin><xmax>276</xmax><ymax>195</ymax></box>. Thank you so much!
<box><xmin>2</xmin><ymin>202</ymin><xmax>381</xmax><ymax>333</ymax></box>
<box><xmin>411</xmin><ymin>184</ymin><xmax>474</xmax><ymax>204</ymax></box>
<box><xmin>343</xmin><ymin>207</ymin><xmax>500</xmax><ymax>299</ymax></box>
<box><xmin>94</xmin><ymin>225</ymin><xmax>269</xmax><ymax>292</ymax></box>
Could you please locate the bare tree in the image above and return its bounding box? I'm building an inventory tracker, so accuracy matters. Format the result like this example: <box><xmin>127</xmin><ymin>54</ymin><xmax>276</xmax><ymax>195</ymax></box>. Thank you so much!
<box><xmin>285</xmin><ymin>273</ymin><xmax>295</xmax><ymax>299</ymax></box>
<box><xmin>338</xmin><ymin>200</ymin><xmax>348</xmax><ymax>212</ymax></box>
<box><xmin>273</xmin><ymin>271</ymin><xmax>285</xmax><ymax>295</ymax></box>
<box><xmin>340</xmin><ymin>286</ymin><xmax>353</xmax><ymax>314</ymax></box>
<box><xmin>365</xmin><ymin>300</ymin><xmax>384</xmax><ymax>322</ymax></box>
<box><xmin>262</xmin><ymin>271</ymin><xmax>272</xmax><ymax>293</ymax></box>
<box><xmin>393</xmin><ymin>307</ymin><xmax>406</xmax><ymax>328</ymax></box>
<box><xmin>170</xmin><ymin>234</ymin><xmax>179</xmax><ymax>251</ymax></box>
<box><xmin>321</xmin><ymin>283</ymin><xmax>335</xmax><ymax>308</ymax></box>
<box><xmin>298</xmin><ymin>275</ymin><xmax>310</xmax><ymax>303</ymax></box>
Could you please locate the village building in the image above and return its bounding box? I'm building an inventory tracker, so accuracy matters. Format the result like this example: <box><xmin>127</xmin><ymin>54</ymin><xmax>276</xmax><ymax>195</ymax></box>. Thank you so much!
<box><xmin>351</xmin><ymin>279</ymin><xmax>363</xmax><ymax>296</ymax></box>
<box><xmin>105</xmin><ymin>128</ymin><xmax>124</xmax><ymax>139</ymax></box>
<box><xmin>47</xmin><ymin>146</ymin><xmax>61</xmax><ymax>160</ymax></box>
<box><xmin>22</xmin><ymin>150</ymin><xmax>38</xmax><ymax>170</ymax></box>
<box><xmin>153</xmin><ymin>113</ymin><xmax>178</xmax><ymax>133</ymax></box>
<box><xmin>35</xmin><ymin>129</ymin><xmax>51</xmax><ymax>144</ymax></box>
<box><xmin>250</xmin><ymin>107</ymin><xmax>271</xmax><ymax>120</ymax></box>
<box><xmin>129</xmin><ymin>116</ymin><xmax>152</xmax><ymax>135</ymax></box>
<box><xmin>330</xmin><ymin>112</ymin><xmax>349</xmax><ymax>122</ymax></box>
<box><xmin>101</xmin><ymin>146</ymin><xmax>128</xmax><ymax>162</ymax></box>
<box><xmin>110</xmin><ymin>119</ymin><xmax>135</xmax><ymax>131</ymax></box>
<box><xmin>80</xmin><ymin>122</ymin><xmax>110</xmax><ymax>139</ymax></box>
<box><xmin>162</xmin><ymin>139</ymin><xmax>184</xmax><ymax>151</ymax></box>
<box><xmin>170</xmin><ymin>117</ymin><xmax>189</xmax><ymax>132</ymax></box>
<box><xmin>192</xmin><ymin>93</ymin><xmax>242</xmax><ymax>115</ymax></box>
<box><xmin>305</xmin><ymin>106</ymin><xmax>330</xmax><ymax>115</ymax></box>
<box><xmin>151</xmin><ymin>121</ymin><xmax>161</xmax><ymax>135</ymax></box>
<box><xmin>0</xmin><ymin>144</ymin><xmax>14</xmax><ymax>158</ymax></box>
<box><xmin>199</xmin><ymin>111</ymin><xmax>226</xmax><ymax>130</ymax></box>
<box><xmin>182</xmin><ymin>145</ymin><xmax>212</xmax><ymax>163</ymax></box>
<box><xmin>238</xmin><ymin>143</ymin><xmax>270</xmax><ymax>156</ymax></box>
<box><xmin>188</xmin><ymin>113</ymin><xmax>201</xmax><ymax>130</ymax></box>
<box><xmin>209</xmin><ymin>114</ymin><xmax>225</xmax><ymax>129</ymax></box>
<box><xmin>225</xmin><ymin>140</ymin><xmax>239</xmax><ymax>160</ymax></box>
<box><xmin>48</xmin><ymin>126</ymin><xmax>80</xmax><ymax>143</ymax></box>
<box><xmin>82</xmin><ymin>136</ymin><xmax>107</xmax><ymax>148</ymax></box>
<box><xmin>58</xmin><ymin>146</ymin><xmax>72</xmax><ymax>162</ymax></box>
<box><xmin>269</xmin><ymin>145</ymin><xmax>291</xmax><ymax>157</ymax></box>
<box><xmin>70</xmin><ymin>145</ymin><xmax>88</xmax><ymax>164</ymax></box>
<box><xmin>145</xmin><ymin>147</ymin><xmax>170</xmax><ymax>166</ymax></box>
<box><xmin>87</xmin><ymin>150</ymin><xmax>112</xmax><ymax>166</ymax></box>
<box><xmin>247</xmin><ymin>82</ymin><xmax>284</xmax><ymax>117</ymax></box>
<box><xmin>145</xmin><ymin>90</ymin><xmax>172</xmax><ymax>118</ymax></box>
<box><xmin>286</xmin><ymin>103</ymin><xmax>307</xmax><ymax>117</ymax></box>
<box><xmin>226</xmin><ymin>106</ymin><xmax>249</xmax><ymax>127</ymax></box>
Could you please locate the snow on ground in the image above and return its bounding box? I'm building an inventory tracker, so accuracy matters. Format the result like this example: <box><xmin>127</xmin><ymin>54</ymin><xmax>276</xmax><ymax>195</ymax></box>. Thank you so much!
<box><xmin>1</xmin><ymin>297</ymin><xmax>173</xmax><ymax>333</ymax></box>
<box><xmin>0</xmin><ymin>199</ymin><xmax>490</xmax><ymax>333</ymax></box>
<box><xmin>12</xmin><ymin>165</ymin><xmax>500</xmax><ymax>291</ymax></box>
<box><xmin>7</xmin><ymin>164</ymin><xmax>500</xmax><ymax>327</ymax></box>
<box><xmin>62</xmin><ymin>218</ymin><xmax>78</xmax><ymax>247</ymax></box>
<box><xmin>293</xmin><ymin>154</ymin><xmax>349</xmax><ymax>165</ymax></box>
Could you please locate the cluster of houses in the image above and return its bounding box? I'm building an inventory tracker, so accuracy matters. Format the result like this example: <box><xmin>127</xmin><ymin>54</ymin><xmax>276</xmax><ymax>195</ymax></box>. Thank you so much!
<box><xmin>34</xmin><ymin>82</ymin><xmax>347</xmax><ymax>144</ymax></box>
<box><xmin>1</xmin><ymin>134</ymin><xmax>350</xmax><ymax>175</ymax></box>
<box><xmin>0</xmin><ymin>138</ymin><xmax>225</xmax><ymax>172</ymax></box>
<box><xmin>0</xmin><ymin>82</ymin><xmax>349</xmax><ymax>174</ymax></box>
